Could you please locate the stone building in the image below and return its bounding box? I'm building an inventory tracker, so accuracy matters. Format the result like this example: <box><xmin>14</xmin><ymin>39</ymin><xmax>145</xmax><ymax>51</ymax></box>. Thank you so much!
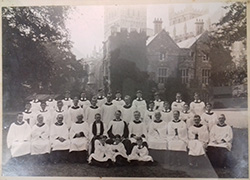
<box><xmin>104</xmin><ymin>5</ymin><xmax>147</xmax><ymax>40</ymax></box>
<box><xmin>147</xmin><ymin>18</ymin><xmax>180</xmax><ymax>84</ymax></box>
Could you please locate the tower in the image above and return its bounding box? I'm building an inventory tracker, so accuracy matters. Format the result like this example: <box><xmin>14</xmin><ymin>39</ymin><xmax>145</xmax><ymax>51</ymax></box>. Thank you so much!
<box><xmin>104</xmin><ymin>5</ymin><xmax>147</xmax><ymax>40</ymax></box>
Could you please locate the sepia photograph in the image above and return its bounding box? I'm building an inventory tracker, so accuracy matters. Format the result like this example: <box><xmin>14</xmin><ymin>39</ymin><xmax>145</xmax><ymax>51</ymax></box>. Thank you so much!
<box><xmin>1</xmin><ymin>0</ymin><xmax>248</xmax><ymax>178</ymax></box>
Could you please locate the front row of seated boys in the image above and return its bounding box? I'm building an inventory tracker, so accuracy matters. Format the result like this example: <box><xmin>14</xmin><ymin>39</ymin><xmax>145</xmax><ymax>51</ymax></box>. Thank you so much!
<box><xmin>7</xmin><ymin>109</ymin><xmax>233</xmax><ymax>168</ymax></box>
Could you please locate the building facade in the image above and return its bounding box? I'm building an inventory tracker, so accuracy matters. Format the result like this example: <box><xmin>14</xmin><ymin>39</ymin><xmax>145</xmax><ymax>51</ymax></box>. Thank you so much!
<box><xmin>104</xmin><ymin>5</ymin><xmax>147</xmax><ymax>40</ymax></box>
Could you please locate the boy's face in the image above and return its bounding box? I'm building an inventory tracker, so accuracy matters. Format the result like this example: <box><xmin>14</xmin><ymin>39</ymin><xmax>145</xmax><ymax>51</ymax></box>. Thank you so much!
<box><xmin>40</xmin><ymin>103</ymin><xmax>46</xmax><ymax>109</ymax></box>
<box><xmin>65</xmin><ymin>93</ymin><xmax>70</xmax><ymax>98</ymax></box>
<box><xmin>57</xmin><ymin>102</ymin><xmax>63</xmax><ymax>109</ymax></box>
<box><xmin>37</xmin><ymin>115</ymin><xmax>44</xmax><ymax>124</ymax></box>
<box><xmin>183</xmin><ymin>105</ymin><xmax>189</xmax><ymax>111</ymax></box>
<box><xmin>77</xmin><ymin>115</ymin><xmax>83</xmax><ymax>121</ymax></box>
<box><xmin>164</xmin><ymin>103</ymin><xmax>170</xmax><ymax>109</ymax></box>
<box><xmin>218</xmin><ymin>115</ymin><xmax>226</xmax><ymax>124</ymax></box>
<box><xmin>106</xmin><ymin>95</ymin><xmax>112</xmax><ymax>102</ymax></box>
<box><xmin>95</xmin><ymin>114</ymin><xmax>101</xmax><ymax>121</ymax></box>
<box><xmin>115</xmin><ymin>111</ymin><xmax>121</xmax><ymax>119</ymax></box>
<box><xmin>206</xmin><ymin>104</ymin><xmax>212</xmax><ymax>111</ymax></box>
<box><xmin>25</xmin><ymin>104</ymin><xmax>31</xmax><ymax>110</ymax></box>
<box><xmin>155</xmin><ymin>113</ymin><xmax>161</xmax><ymax>120</ymax></box>
<box><xmin>194</xmin><ymin>116</ymin><xmax>201</xmax><ymax>125</ymax></box>
<box><xmin>57</xmin><ymin>115</ymin><xmax>63</xmax><ymax>123</ymax></box>
<box><xmin>73</xmin><ymin>98</ymin><xmax>79</xmax><ymax>105</ymax></box>
<box><xmin>17</xmin><ymin>114</ymin><xmax>24</xmax><ymax>122</ymax></box>
<box><xmin>173</xmin><ymin>111</ymin><xmax>180</xmax><ymax>120</ymax></box>
<box><xmin>116</xmin><ymin>93</ymin><xmax>121</xmax><ymax>99</ymax></box>
<box><xmin>176</xmin><ymin>94</ymin><xmax>181</xmax><ymax>100</ymax></box>
<box><xmin>124</xmin><ymin>97</ymin><xmax>130</xmax><ymax>104</ymax></box>
<box><xmin>91</xmin><ymin>99</ymin><xmax>97</xmax><ymax>106</ymax></box>
<box><xmin>134</xmin><ymin>112</ymin><xmax>141</xmax><ymax>120</ymax></box>
<box><xmin>136</xmin><ymin>93</ymin><xmax>142</xmax><ymax>98</ymax></box>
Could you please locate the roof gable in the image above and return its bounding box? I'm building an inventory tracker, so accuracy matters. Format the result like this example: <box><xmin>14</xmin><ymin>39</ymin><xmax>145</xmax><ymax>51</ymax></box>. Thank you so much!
<box><xmin>146</xmin><ymin>29</ymin><xmax>179</xmax><ymax>50</ymax></box>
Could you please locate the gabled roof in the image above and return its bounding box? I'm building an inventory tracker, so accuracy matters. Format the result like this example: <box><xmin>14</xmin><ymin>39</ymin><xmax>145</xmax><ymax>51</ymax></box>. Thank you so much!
<box><xmin>146</xmin><ymin>29</ymin><xmax>179</xmax><ymax>49</ymax></box>
<box><xmin>177</xmin><ymin>33</ymin><xmax>203</xmax><ymax>48</ymax></box>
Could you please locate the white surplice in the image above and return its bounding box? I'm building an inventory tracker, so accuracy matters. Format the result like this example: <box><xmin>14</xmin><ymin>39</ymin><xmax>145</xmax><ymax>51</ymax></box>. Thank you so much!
<box><xmin>50</xmin><ymin>123</ymin><xmax>70</xmax><ymax>151</ymax></box>
<box><xmin>7</xmin><ymin>121</ymin><xmax>31</xmax><ymax>157</ymax></box>
<box><xmin>148</xmin><ymin>120</ymin><xmax>168</xmax><ymax>150</ymax></box>
<box><xmin>69</xmin><ymin>121</ymin><xmax>89</xmax><ymax>152</ymax></box>
<box><xmin>168</xmin><ymin>120</ymin><xmax>188</xmax><ymax>151</ymax></box>
<box><xmin>128</xmin><ymin>145</ymin><xmax>153</xmax><ymax>162</ymax></box>
<box><xmin>31</xmin><ymin>123</ymin><xmax>50</xmax><ymax>155</ymax></box>
<box><xmin>188</xmin><ymin>124</ymin><xmax>209</xmax><ymax>156</ymax></box>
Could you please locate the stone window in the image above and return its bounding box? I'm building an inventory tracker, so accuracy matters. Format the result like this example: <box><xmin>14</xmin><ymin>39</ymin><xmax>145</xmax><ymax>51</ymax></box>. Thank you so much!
<box><xmin>158</xmin><ymin>67</ymin><xmax>168</xmax><ymax>83</ymax></box>
<box><xmin>202</xmin><ymin>69</ymin><xmax>210</xmax><ymax>85</ymax></box>
<box><xmin>202</xmin><ymin>54</ymin><xmax>209</xmax><ymax>61</ymax></box>
<box><xmin>159</xmin><ymin>52</ymin><xmax>166</xmax><ymax>61</ymax></box>
<box><xmin>181</xmin><ymin>69</ymin><xmax>189</xmax><ymax>84</ymax></box>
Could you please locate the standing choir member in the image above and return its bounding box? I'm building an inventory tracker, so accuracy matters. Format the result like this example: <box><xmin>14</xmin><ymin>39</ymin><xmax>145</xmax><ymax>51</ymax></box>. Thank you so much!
<box><xmin>31</xmin><ymin>114</ymin><xmax>50</xmax><ymax>162</ymax></box>
<box><xmin>187</xmin><ymin>115</ymin><xmax>209</xmax><ymax>167</ymax></box>
<box><xmin>153</xmin><ymin>92</ymin><xmax>164</xmax><ymax>111</ymax></box>
<box><xmin>107</xmin><ymin>110</ymin><xmax>130</xmax><ymax>154</ymax></box>
<box><xmin>190</xmin><ymin>93</ymin><xmax>205</xmax><ymax>116</ymax></box>
<box><xmin>171</xmin><ymin>93</ymin><xmax>185</xmax><ymax>112</ymax></box>
<box><xmin>201</xmin><ymin>103</ymin><xmax>218</xmax><ymax>131</ymax></box>
<box><xmin>88</xmin><ymin>135</ymin><xmax>113</xmax><ymax>167</ymax></box>
<box><xmin>30</xmin><ymin>94</ymin><xmax>40</xmax><ymax>112</ymax></box>
<box><xmin>46</xmin><ymin>95</ymin><xmax>57</xmax><ymax>111</ymax></box>
<box><xmin>7</xmin><ymin>113</ymin><xmax>31</xmax><ymax>159</ymax></box>
<box><xmin>207</xmin><ymin>114</ymin><xmax>233</xmax><ymax>168</ymax></box>
<box><xmin>79</xmin><ymin>92</ymin><xmax>91</xmax><ymax>111</ymax></box>
<box><xmin>121</xmin><ymin>95</ymin><xmax>135</xmax><ymax>124</ymax></box>
<box><xmin>101</xmin><ymin>93</ymin><xmax>117</xmax><ymax>126</ymax></box>
<box><xmin>128</xmin><ymin>137</ymin><xmax>153</xmax><ymax>164</ymax></box>
<box><xmin>69</xmin><ymin>114</ymin><xmax>89</xmax><ymax>163</ymax></box>
<box><xmin>37</xmin><ymin>101</ymin><xmax>52</xmax><ymax>126</ymax></box>
<box><xmin>90</xmin><ymin>113</ymin><xmax>107</xmax><ymax>153</ymax></box>
<box><xmin>161</xmin><ymin>101</ymin><xmax>172</xmax><ymax>124</ymax></box>
<box><xmin>112</xmin><ymin>91</ymin><xmax>125</xmax><ymax>111</ymax></box>
<box><xmin>180</xmin><ymin>103</ymin><xmax>194</xmax><ymax>128</ymax></box>
<box><xmin>148</xmin><ymin>112</ymin><xmax>168</xmax><ymax>150</ymax></box>
<box><xmin>85</xmin><ymin>97</ymin><xmax>101</xmax><ymax>125</ymax></box>
<box><xmin>143</xmin><ymin>101</ymin><xmax>155</xmax><ymax>126</ymax></box>
<box><xmin>62</xmin><ymin>91</ymin><xmax>72</xmax><ymax>109</ymax></box>
<box><xmin>97</xmin><ymin>89</ymin><xmax>106</xmax><ymax>107</ymax></box>
<box><xmin>129</xmin><ymin>111</ymin><xmax>148</xmax><ymax>149</ymax></box>
<box><xmin>68</xmin><ymin>97</ymin><xmax>83</xmax><ymax>129</ymax></box>
<box><xmin>168</xmin><ymin>110</ymin><xmax>188</xmax><ymax>166</ymax></box>
<box><xmin>132</xmin><ymin>90</ymin><xmax>147</xmax><ymax>117</ymax></box>
<box><xmin>23</xmin><ymin>102</ymin><xmax>36</xmax><ymax>127</ymax></box>
<box><xmin>50</xmin><ymin>114</ymin><xmax>70</xmax><ymax>163</ymax></box>
<box><xmin>52</xmin><ymin>100</ymin><xmax>69</xmax><ymax>125</ymax></box>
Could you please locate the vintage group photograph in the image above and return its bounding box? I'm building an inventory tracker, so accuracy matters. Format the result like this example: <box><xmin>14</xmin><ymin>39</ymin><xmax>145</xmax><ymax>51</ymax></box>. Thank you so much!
<box><xmin>1</xmin><ymin>0</ymin><xmax>248</xmax><ymax>178</ymax></box>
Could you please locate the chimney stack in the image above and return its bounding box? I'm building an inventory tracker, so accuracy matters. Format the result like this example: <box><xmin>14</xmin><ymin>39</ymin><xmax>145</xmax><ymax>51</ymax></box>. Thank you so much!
<box><xmin>195</xmin><ymin>19</ymin><xmax>204</xmax><ymax>36</ymax></box>
<box><xmin>153</xmin><ymin>18</ymin><xmax>163</xmax><ymax>35</ymax></box>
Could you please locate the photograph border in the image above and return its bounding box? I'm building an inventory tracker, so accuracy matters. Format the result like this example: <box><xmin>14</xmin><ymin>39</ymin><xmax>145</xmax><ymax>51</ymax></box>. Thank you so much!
<box><xmin>0</xmin><ymin>0</ymin><xmax>249</xmax><ymax>179</ymax></box>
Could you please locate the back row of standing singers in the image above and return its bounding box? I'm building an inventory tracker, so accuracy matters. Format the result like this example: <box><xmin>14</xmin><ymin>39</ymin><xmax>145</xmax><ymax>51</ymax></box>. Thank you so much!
<box><xmin>7</xmin><ymin>90</ymin><xmax>233</xmax><ymax>167</ymax></box>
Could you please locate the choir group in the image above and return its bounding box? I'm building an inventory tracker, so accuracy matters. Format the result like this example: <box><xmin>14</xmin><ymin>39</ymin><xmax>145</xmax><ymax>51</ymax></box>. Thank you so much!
<box><xmin>7</xmin><ymin>89</ymin><xmax>233</xmax><ymax>168</ymax></box>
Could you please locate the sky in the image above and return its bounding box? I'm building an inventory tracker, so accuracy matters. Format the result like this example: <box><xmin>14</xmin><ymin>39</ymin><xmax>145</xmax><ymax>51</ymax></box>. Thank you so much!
<box><xmin>65</xmin><ymin>3</ymin><xmax>227</xmax><ymax>60</ymax></box>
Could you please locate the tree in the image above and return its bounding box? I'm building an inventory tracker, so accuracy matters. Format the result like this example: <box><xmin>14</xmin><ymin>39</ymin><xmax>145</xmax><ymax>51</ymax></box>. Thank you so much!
<box><xmin>2</xmin><ymin>6</ymin><xmax>86</xmax><ymax>110</ymax></box>
<box><xmin>210</xmin><ymin>2</ymin><xmax>247</xmax><ymax>85</ymax></box>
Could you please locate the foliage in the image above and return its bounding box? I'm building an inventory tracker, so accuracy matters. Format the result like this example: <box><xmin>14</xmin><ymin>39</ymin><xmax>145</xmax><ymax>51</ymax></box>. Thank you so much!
<box><xmin>2</xmin><ymin>6</ymin><xmax>86</xmax><ymax>110</ymax></box>
<box><xmin>210</xmin><ymin>2</ymin><xmax>247</xmax><ymax>86</ymax></box>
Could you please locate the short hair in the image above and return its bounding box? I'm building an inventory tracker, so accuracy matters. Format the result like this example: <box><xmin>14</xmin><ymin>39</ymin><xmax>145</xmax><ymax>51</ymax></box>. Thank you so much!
<box><xmin>116</xmin><ymin>110</ymin><xmax>122</xmax><ymax>114</ymax></box>
<box><xmin>176</xmin><ymin>92</ymin><xmax>181</xmax><ymax>96</ymax></box>
<box><xmin>133</xmin><ymin>111</ymin><xmax>141</xmax><ymax>115</ymax></box>
<box><xmin>194</xmin><ymin>115</ymin><xmax>201</xmax><ymax>119</ymax></box>
<box><xmin>173</xmin><ymin>110</ymin><xmax>180</xmax><ymax>115</ymax></box>
<box><xmin>37</xmin><ymin>114</ymin><xmax>43</xmax><ymax>118</ymax></box>
<box><xmin>124</xmin><ymin>95</ymin><xmax>131</xmax><ymax>99</ymax></box>
<box><xmin>137</xmin><ymin>90</ymin><xmax>142</xmax><ymax>94</ymax></box>
<box><xmin>17</xmin><ymin>112</ymin><xmax>23</xmax><ymax>116</ymax></box>
<box><xmin>219</xmin><ymin>114</ymin><xmax>226</xmax><ymax>119</ymax></box>
<box><xmin>95</xmin><ymin>113</ymin><xmax>101</xmax><ymax>117</ymax></box>
<box><xmin>206</xmin><ymin>102</ymin><xmax>212</xmax><ymax>106</ymax></box>
<box><xmin>57</xmin><ymin>100</ymin><xmax>63</xmax><ymax>104</ymax></box>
